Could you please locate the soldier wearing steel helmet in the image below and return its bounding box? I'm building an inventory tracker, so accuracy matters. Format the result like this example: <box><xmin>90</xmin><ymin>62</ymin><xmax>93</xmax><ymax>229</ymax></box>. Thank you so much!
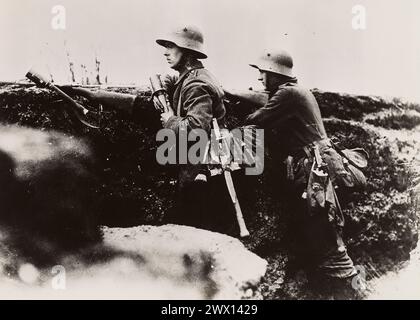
<box><xmin>154</xmin><ymin>25</ymin><xmax>235</xmax><ymax>232</ymax></box>
<box><xmin>60</xmin><ymin>25</ymin><xmax>235</xmax><ymax>234</ymax></box>
<box><xmin>225</xmin><ymin>49</ymin><xmax>358</xmax><ymax>297</ymax></box>
<box><xmin>156</xmin><ymin>25</ymin><xmax>226</xmax><ymax>132</ymax></box>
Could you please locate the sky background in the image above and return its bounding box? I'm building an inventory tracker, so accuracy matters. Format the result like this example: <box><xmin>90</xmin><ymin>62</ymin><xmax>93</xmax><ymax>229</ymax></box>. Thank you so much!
<box><xmin>1</xmin><ymin>0</ymin><xmax>419</xmax><ymax>102</ymax></box>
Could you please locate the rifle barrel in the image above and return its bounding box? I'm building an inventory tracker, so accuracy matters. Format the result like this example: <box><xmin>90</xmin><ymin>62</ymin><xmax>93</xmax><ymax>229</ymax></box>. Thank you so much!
<box><xmin>0</xmin><ymin>81</ymin><xmax>148</xmax><ymax>90</ymax></box>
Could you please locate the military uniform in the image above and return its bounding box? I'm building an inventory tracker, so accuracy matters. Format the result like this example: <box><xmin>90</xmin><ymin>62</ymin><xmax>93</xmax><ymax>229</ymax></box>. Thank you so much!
<box><xmin>163</xmin><ymin>60</ymin><xmax>225</xmax><ymax>188</ymax></box>
<box><xmin>163</xmin><ymin>61</ymin><xmax>236</xmax><ymax>233</ymax></box>
<box><xmin>245</xmin><ymin>79</ymin><xmax>356</xmax><ymax>280</ymax></box>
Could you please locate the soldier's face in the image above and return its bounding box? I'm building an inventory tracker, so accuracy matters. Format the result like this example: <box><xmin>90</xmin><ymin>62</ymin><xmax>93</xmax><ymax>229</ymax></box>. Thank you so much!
<box><xmin>258</xmin><ymin>70</ymin><xmax>281</xmax><ymax>92</ymax></box>
<box><xmin>258</xmin><ymin>71</ymin><xmax>271</xmax><ymax>91</ymax></box>
<box><xmin>164</xmin><ymin>43</ymin><xmax>184</xmax><ymax>70</ymax></box>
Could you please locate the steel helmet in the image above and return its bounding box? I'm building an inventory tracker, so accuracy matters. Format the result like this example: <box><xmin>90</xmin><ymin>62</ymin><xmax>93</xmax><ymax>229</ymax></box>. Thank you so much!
<box><xmin>249</xmin><ymin>50</ymin><xmax>294</xmax><ymax>77</ymax></box>
<box><xmin>156</xmin><ymin>25</ymin><xmax>207</xmax><ymax>59</ymax></box>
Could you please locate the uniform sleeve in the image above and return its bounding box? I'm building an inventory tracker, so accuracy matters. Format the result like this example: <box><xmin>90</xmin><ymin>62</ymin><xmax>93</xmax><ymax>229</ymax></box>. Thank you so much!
<box><xmin>164</xmin><ymin>80</ymin><xmax>213</xmax><ymax>133</ymax></box>
<box><xmin>162</xmin><ymin>74</ymin><xmax>178</xmax><ymax>102</ymax></box>
<box><xmin>244</xmin><ymin>88</ymin><xmax>296</xmax><ymax>128</ymax></box>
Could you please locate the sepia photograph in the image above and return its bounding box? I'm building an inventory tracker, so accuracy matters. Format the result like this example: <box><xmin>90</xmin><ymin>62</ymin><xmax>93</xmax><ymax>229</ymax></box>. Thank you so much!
<box><xmin>0</xmin><ymin>0</ymin><xmax>419</xmax><ymax>306</ymax></box>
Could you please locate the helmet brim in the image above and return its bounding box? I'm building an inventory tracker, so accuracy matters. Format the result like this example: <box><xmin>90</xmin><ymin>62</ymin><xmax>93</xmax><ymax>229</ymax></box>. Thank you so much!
<box><xmin>249</xmin><ymin>63</ymin><xmax>293</xmax><ymax>78</ymax></box>
<box><xmin>249</xmin><ymin>63</ymin><xmax>259</xmax><ymax>70</ymax></box>
<box><xmin>156</xmin><ymin>39</ymin><xmax>207</xmax><ymax>59</ymax></box>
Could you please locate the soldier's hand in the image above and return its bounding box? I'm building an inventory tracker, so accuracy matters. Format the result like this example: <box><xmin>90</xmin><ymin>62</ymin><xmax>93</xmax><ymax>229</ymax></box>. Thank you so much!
<box><xmin>160</xmin><ymin>109</ymin><xmax>174</xmax><ymax>125</ymax></box>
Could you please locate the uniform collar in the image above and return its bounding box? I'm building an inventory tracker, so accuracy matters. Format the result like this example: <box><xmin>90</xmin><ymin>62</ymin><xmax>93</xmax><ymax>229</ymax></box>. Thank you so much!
<box><xmin>278</xmin><ymin>77</ymin><xmax>298</xmax><ymax>88</ymax></box>
<box><xmin>269</xmin><ymin>78</ymin><xmax>298</xmax><ymax>97</ymax></box>
<box><xmin>175</xmin><ymin>60</ymin><xmax>204</xmax><ymax>85</ymax></box>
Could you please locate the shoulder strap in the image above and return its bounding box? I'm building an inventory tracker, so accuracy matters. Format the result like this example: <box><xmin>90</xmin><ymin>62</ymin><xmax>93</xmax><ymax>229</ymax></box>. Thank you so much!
<box><xmin>177</xmin><ymin>88</ymin><xmax>183</xmax><ymax>116</ymax></box>
<box><xmin>175</xmin><ymin>67</ymin><xmax>203</xmax><ymax>116</ymax></box>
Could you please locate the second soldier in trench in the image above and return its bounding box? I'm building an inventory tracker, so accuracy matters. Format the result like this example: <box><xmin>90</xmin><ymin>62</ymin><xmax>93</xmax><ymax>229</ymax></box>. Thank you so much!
<box><xmin>224</xmin><ymin>49</ymin><xmax>361</xmax><ymax>298</ymax></box>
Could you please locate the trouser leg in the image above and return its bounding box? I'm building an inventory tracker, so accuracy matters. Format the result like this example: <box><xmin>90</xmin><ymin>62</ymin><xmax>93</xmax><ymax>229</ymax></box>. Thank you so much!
<box><xmin>165</xmin><ymin>176</ymin><xmax>236</xmax><ymax>235</ymax></box>
<box><xmin>285</xmin><ymin>184</ymin><xmax>356</xmax><ymax>278</ymax></box>
<box><xmin>205</xmin><ymin>175</ymin><xmax>237</xmax><ymax>236</ymax></box>
<box><xmin>165</xmin><ymin>179</ymin><xmax>207</xmax><ymax>227</ymax></box>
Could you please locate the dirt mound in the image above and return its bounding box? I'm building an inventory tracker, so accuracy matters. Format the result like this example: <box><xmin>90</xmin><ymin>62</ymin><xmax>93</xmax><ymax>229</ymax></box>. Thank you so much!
<box><xmin>0</xmin><ymin>225</ymin><xmax>267</xmax><ymax>299</ymax></box>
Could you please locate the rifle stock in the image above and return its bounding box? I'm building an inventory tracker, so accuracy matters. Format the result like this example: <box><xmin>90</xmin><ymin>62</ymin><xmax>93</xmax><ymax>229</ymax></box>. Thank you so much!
<box><xmin>26</xmin><ymin>69</ymin><xmax>101</xmax><ymax>129</ymax></box>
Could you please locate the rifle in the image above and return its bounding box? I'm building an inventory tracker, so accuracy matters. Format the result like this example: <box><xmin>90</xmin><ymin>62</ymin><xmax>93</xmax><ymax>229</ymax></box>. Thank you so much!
<box><xmin>212</xmin><ymin>118</ymin><xmax>250</xmax><ymax>238</ymax></box>
<box><xmin>25</xmin><ymin>69</ymin><xmax>102</xmax><ymax>129</ymax></box>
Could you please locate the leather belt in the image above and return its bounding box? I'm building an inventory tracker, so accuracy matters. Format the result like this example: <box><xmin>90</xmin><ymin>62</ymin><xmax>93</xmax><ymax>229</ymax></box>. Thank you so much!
<box><xmin>289</xmin><ymin>137</ymin><xmax>331</xmax><ymax>159</ymax></box>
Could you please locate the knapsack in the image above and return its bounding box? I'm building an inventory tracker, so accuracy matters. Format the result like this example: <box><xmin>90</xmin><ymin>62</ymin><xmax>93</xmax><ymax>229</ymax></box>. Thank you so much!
<box><xmin>320</xmin><ymin>140</ymin><xmax>368</xmax><ymax>190</ymax></box>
